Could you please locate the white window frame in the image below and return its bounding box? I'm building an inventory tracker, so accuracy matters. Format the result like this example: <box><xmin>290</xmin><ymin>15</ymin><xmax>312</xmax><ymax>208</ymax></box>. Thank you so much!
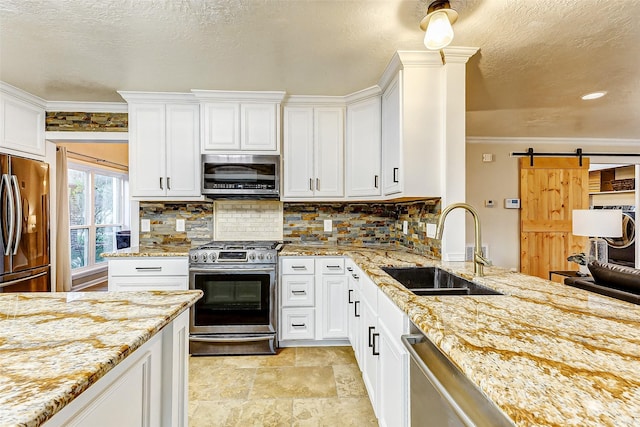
<box><xmin>68</xmin><ymin>162</ymin><xmax>129</xmax><ymax>275</ymax></box>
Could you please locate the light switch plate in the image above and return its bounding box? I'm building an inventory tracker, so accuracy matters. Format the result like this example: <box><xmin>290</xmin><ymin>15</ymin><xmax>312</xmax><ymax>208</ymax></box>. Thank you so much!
<box><xmin>176</xmin><ymin>219</ymin><xmax>185</xmax><ymax>232</ymax></box>
<box><xmin>141</xmin><ymin>219</ymin><xmax>151</xmax><ymax>232</ymax></box>
<box><xmin>324</xmin><ymin>219</ymin><xmax>332</xmax><ymax>232</ymax></box>
<box><xmin>402</xmin><ymin>220</ymin><xmax>408</xmax><ymax>234</ymax></box>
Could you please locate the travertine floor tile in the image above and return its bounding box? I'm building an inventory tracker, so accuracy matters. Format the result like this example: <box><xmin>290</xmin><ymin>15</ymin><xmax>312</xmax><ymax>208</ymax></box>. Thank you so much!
<box><xmin>251</xmin><ymin>366</ymin><xmax>337</xmax><ymax>398</ymax></box>
<box><xmin>190</xmin><ymin>398</ymin><xmax>293</xmax><ymax>427</ymax></box>
<box><xmin>294</xmin><ymin>346</ymin><xmax>356</xmax><ymax>366</ymax></box>
<box><xmin>333</xmin><ymin>364</ymin><xmax>368</xmax><ymax>397</ymax></box>
<box><xmin>189</xmin><ymin>367</ymin><xmax>256</xmax><ymax>400</ymax></box>
<box><xmin>292</xmin><ymin>397</ymin><xmax>378</xmax><ymax>426</ymax></box>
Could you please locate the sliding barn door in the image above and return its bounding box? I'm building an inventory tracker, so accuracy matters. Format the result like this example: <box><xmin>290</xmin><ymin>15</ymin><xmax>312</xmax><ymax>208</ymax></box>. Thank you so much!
<box><xmin>520</xmin><ymin>157</ymin><xmax>590</xmax><ymax>279</ymax></box>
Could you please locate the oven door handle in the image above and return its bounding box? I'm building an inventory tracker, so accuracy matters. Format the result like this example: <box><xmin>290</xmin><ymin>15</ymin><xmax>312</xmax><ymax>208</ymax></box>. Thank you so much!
<box><xmin>189</xmin><ymin>267</ymin><xmax>275</xmax><ymax>274</ymax></box>
<box><xmin>189</xmin><ymin>335</ymin><xmax>274</xmax><ymax>343</ymax></box>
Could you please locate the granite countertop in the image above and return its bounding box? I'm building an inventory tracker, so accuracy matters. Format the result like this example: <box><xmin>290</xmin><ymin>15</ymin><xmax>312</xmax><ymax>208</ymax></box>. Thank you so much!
<box><xmin>101</xmin><ymin>245</ymin><xmax>191</xmax><ymax>258</ymax></box>
<box><xmin>281</xmin><ymin>244</ymin><xmax>640</xmax><ymax>426</ymax></box>
<box><xmin>0</xmin><ymin>290</ymin><xmax>202</xmax><ymax>427</ymax></box>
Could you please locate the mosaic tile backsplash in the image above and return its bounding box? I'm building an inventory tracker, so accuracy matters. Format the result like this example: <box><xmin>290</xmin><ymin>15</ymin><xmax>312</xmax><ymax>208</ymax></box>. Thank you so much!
<box><xmin>138</xmin><ymin>199</ymin><xmax>441</xmax><ymax>257</ymax></box>
<box><xmin>46</xmin><ymin>112</ymin><xmax>128</xmax><ymax>132</ymax></box>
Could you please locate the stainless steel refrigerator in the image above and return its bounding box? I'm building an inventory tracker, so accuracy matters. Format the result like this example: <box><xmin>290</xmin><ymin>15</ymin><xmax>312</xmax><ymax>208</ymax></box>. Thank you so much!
<box><xmin>1</xmin><ymin>153</ymin><xmax>50</xmax><ymax>292</ymax></box>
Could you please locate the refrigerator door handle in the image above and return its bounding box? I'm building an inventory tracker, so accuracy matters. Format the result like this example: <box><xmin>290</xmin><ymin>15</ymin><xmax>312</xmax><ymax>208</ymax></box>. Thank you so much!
<box><xmin>1</xmin><ymin>173</ymin><xmax>15</xmax><ymax>256</ymax></box>
<box><xmin>10</xmin><ymin>175</ymin><xmax>22</xmax><ymax>255</ymax></box>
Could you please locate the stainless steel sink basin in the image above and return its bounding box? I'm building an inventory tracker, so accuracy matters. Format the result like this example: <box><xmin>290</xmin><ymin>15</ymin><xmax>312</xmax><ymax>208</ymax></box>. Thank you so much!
<box><xmin>382</xmin><ymin>267</ymin><xmax>503</xmax><ymax>296</ymax></box>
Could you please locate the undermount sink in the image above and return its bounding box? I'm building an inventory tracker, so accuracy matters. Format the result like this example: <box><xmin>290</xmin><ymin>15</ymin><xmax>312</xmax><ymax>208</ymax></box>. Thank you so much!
<box><xmin>381</xmin><ymin>267</ymin><xmax>503</xmax><ymax>296</ymax></box>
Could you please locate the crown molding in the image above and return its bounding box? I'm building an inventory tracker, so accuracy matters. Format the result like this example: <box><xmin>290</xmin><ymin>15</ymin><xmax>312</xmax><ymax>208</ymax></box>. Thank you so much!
<box><xmin>378</xmin><ymin>50</ymin><xmax>443</xmax><ymax>92</ymax></box>
<box><xmin>0</xmin><ymin>81</ymin><xmax>47</xmax><ymax>107</ymax></box>
<box><xmin>466</xmin><ymin>136</ymin><xmax>640</xmax><ymax>146</ymax></box>
<box><xmin>283</xmin><ymin>94</ymin><xmax>346</xmax><ymax>106</ymax></box>
<box><xmin>343</xmin><ymin>86</ymin><xmax>382</xmax><ymax>104</ymax></box>
<box><xmin>46</xmin><ymin>101</ymin><xmax>128</xmax><ymax>113</ymax></box>
<box><xmin>191</xmin><ymin>90</ymin><xmax>286</xmax><ymax>103</ymax></box>
<box><xmin>117</xmin><ymin>91</ymin><xmax>198</xmax><ymax>103</ymax></box>
<box><xmin>442</xmin><ymin>46</ymin><xmax>480</xmax><ymax>64</ymax></box>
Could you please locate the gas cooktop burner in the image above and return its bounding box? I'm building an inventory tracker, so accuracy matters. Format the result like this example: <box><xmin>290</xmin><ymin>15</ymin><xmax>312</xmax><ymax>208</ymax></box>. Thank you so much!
<box><xmin>189</xmin><ymin>241</ymin><xmax>282</xmax><ymax>265</ymax></box>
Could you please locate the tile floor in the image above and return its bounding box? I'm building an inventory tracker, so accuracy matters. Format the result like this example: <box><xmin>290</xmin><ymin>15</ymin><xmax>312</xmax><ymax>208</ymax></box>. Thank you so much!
<box><xmin>188</xmin><ymin>346</ymin><xmax>378</xmax><ymax>426</ymax></box>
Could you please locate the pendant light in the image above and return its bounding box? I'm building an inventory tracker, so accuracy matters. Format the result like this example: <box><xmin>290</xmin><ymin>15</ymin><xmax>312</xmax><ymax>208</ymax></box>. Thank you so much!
<box><xmin>420</xmin><ymin>0</ymin><xmax>459</xmax><ymax>50</ymax></box>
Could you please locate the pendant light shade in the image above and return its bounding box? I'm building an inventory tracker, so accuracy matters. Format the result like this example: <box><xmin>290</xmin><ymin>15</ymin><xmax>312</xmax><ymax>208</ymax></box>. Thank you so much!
<box><xmin>420</xmin><ymin>0</ymin><xmax>459</xmax><ymax>51</ymax></box>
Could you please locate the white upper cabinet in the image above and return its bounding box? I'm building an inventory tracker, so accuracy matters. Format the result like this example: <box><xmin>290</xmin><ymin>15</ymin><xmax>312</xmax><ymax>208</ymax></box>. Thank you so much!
<box><xmin>283</xmin><ymin>103</ymin><xmax>344</xmax><ymax>199</ymax></box>
<box><xmin>0</xmin><ymin>82</ymin><xmax>46</xmax><ymax>157</ymax></box>
<box><xmin>381</xmin><ymin>75</ymin><xmax>401</xmax><ymax>196</ymax></box>
<box><xmin>193</xmin><ymin>90</ymin><xmax>285</xmax><ymax>153</ymax></box>
<box><xmin>346</xmin><ymin>92</ymin><xmax>382</xmax><ymax>198</ymax></box>
<box><xmin>119</xmin><ymin>92</ymin><xmax>200</xmax><ymax>199</ymax></box>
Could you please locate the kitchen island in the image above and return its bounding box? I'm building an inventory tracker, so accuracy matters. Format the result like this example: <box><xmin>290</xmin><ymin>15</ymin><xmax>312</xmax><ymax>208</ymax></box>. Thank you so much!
<box><xmin>281</xmin><ymin>244</ymin><xmax>640</xmax><ymax>426</ymax></box>
<box><xmin>0</xmin><ymin>290</ymin><xmax>202</xmax><ymax>427</ymax></box>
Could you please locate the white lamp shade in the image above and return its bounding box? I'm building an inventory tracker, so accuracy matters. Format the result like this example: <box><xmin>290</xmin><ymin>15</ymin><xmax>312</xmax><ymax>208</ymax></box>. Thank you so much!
<box><xmin>572</xmin><ymin>209</ymin><xmax>623</xmax><ymax>238</ymax></box>
<box><xmin>423</xmin><ymin>11</ymin><xmax>454</xmax><ymax>50</ymax></box>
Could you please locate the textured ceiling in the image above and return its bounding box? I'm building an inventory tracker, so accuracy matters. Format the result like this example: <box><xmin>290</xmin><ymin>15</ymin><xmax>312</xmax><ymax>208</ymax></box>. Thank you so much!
<box><xmin>1</xmin><ymin>0</ymin><xmax>639</xmax><ymax>139</ymax></box>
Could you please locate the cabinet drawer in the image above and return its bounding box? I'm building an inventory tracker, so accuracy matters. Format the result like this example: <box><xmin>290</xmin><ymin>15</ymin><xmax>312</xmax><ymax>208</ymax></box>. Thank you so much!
<box><xmin>318</xmin><ymin>258</ymin><xmax>345</xmax><ymax>274</ymax></box>
<box><xmin>378</xmin><ymin>288</ymin><xmax>409</xmax><ymax>338</ymax></box>
<box><xmin>281</xmin><ymin>275</ymin><xmax>315</xmax><ymax>307</ymax></box>
<box><xmin>281</xmin><ymin>258</ymin><xmax>315</xmax><ymax>275</ymax></box>
<box><xmin>108</xmin><ymin>276</ymin><xmax>189</xmax><ymax>292</ymax></box>
<box><xmin>108</xmin><ymin>258</ymin><xmax>188</xmax><ymax>276</ymax></box>
<box><xmin>280</xmin><ymin>308</ymin><xmax>315</xmax><ymax>340</ymax></box>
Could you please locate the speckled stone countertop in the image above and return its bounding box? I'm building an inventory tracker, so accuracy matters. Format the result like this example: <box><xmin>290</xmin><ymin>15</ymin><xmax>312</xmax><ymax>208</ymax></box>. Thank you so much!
<box><xmin>101</xmin><ymin>245</ymin><xmax>190</xmax><ymax>257</ymax></box>
<box><xmin>281</xmin><ymin>244</ymin><xmax>640</xmax><ymax>427</ymax></box>
<box><xmin>0</xmin><ymin>290</ymin><xmax>202</xmax><ymax>427</ymax></box>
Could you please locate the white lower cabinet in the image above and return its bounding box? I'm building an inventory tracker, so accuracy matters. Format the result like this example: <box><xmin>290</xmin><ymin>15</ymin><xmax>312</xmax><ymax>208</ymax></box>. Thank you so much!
<box><xmin>45</xmin><ymin>310</ymin><xmax>190</xmax><ymax>427</ymax></box>
<box><xmin>279</xmin><ymin>257</ymin><xmax>348</xmax><ymax>345</ymax></box>
<box><xmin>107</xmin><ymin>257</ymin><xmax>189</xmax><ymax>291</ymax></box>
<box><xmin>347</xmin><ymin>258</ymin><xmax>409</xmax><ymax>427</ymax></box>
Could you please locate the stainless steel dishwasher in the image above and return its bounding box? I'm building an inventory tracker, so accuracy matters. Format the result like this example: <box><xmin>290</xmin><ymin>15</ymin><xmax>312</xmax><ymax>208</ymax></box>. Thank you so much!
<box><xmin>401</xmin><ymin>326</ymin><xmax>515</xmax><ymax>427</ymax></box>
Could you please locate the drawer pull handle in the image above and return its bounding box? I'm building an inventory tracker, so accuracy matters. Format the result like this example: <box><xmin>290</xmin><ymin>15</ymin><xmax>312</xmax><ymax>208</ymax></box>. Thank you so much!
<box><xmin>347</xmin><ymin>267</ymin><xmax>353</xmax><ymax>272</ymax></box>
<box><xmin>292</xmin><ymin>323</ymin><xmax>306</xmax><ymax>328</ymax></box>
<box><xmin>326</xmin><ymin>265</ymin><xmax>341</xmax><ymax>269</ymax></box>
<box><xmin>374</xmin><ymin>174</ymin><xmax>379</xmax><ymax>188</ymax></box>
<box><xmin>368</xmin><ymin>326</ymin><xmax>375</xmax><ymax>348</ymax></box>
<box><xmin>135</xmin><ymin>267</ymin><xmax>162</xmax><ymax>272</ymax></box>
<box><xmin>309</xmin><ymin>178</ymin><xmax>313</xmax><ymax>191</ymax></box>
<box><xmin>352</xmin><ymin>274</ymin><xmax>359</xmax><ymax>279</ymax></box>
<box><xmin>348</xmin><ymin>289</ymin><xmax>353</xmax><ymax>304</ymax></box>
<box><xmin>291</xmin><ymin>290</ymin><xmax>307</xmax><ymax>295</ymax></box>
<box><xmin>393</xmin><ymin>167</ymin><xmax>399</xmax><ymax>183</ymax></box>
<box><xmin>354</xmin><ymin>300</ymin><xmax>360</xmax><ymax>317</ymax></box>
<box><xmin>291</xmin><ymin>266</ymin><xmax>307</xmax><ymax>270</ymax></box>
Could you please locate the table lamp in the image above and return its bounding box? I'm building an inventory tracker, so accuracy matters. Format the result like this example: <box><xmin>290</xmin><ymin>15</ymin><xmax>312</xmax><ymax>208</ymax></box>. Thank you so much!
<box><xmin>572</xmin><ymin>209</ymin><xmax>623</xmax><ymax>263</ymax></box>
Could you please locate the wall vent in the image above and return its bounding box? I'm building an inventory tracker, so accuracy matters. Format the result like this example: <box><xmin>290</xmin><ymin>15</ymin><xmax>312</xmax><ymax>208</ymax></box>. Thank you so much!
<box><xmin>465</xmin><ymin>245</ymin><xmax>489</xmax><ymax>261</ymax></box>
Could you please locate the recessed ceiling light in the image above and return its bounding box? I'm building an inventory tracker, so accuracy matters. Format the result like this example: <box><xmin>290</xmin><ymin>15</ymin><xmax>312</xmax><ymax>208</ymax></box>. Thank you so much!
<box><xmin>581</xmin><ymin>91</ymin><xmax>607</xmax><ymax>100</ymax></box>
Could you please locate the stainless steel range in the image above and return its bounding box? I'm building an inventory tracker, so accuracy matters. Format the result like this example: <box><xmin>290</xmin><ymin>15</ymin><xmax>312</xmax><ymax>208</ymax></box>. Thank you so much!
<box><xmin>188</xmin><ymin>241</ymin><xmax>280</xmax><ymax>356</ymax></box>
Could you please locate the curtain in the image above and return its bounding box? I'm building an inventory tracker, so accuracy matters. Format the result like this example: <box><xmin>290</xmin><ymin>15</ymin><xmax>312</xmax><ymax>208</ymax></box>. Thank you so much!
<box><xmin>56</xmin><ymin>147</ymin><xmax>72</xmax><ymax>292</ymax></box>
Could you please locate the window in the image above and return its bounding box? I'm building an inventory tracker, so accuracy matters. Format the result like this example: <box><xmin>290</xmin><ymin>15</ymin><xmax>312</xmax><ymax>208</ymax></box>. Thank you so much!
<box><xmin>68</xmin><ymin>164</ymin><xmax>128</xmax><ymax>271</ymax></box>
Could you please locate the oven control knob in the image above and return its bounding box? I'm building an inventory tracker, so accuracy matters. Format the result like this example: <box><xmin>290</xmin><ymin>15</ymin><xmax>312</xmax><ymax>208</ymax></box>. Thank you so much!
<box><xmin>209</xmin><ymin>253</ymin><xmax>216</xmax><ymax>261</ymax></box>
<box><xmin>190</xmin><ymin>253</ymin><xmax>198</xmax><ymax>262</ymax></box>
<box><xmin>266</xmin><ymin>253</ymin><xmax>273</xmax><ymax>260</ymax></box>
<box><xmin>258</xmin><ymin>253</ymin><xmax>264</xmax><ymax>260</ymax></box>
<box><xmin>249</xmin><ymin>253</ymin><xmax>256</xmax><ymax>260</ymax></box>
<box><xmin>200</xmin><ymin>253</ymin><xmax>208</xmax><ymax>262</ymax></box>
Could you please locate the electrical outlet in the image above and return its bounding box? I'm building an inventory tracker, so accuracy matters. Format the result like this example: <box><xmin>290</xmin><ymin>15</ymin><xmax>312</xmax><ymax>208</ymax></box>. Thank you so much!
<box><xmin>324</xmin><ymin>219</ymin><xmax>332</xmax><ymax>232</ymax></box>
<box><xmin>141</xmin><ymin>219</ymin><xmax>150</xmax><ymax>232</ymax></box>
<box><xmin>426</xmin><ymin>223</ymin><xmax>437</xmax><ymax>238</ymax></box>
<box><xmin>402</xmin><ymin>220</ymin><xmax>408</xmax><ymax>234</ymax></box>
<box><xmin>176</xmin><ymin>219</ymin><xmax>185</xmax><ymax>232</ymax></box>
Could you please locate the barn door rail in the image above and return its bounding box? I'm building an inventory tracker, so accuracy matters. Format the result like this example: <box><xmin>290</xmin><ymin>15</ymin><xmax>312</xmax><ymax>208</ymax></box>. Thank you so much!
<box><xmin>511</xmin><ymin>147</ymin><xmax>640</xmax><ymax>167</ymax></box>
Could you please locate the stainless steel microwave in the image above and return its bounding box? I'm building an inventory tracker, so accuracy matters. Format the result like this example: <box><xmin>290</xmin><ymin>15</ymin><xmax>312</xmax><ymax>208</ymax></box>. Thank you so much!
<box><xmin>201</xmin><ymin>154</ymin><xmax>280</xmax><ymax>199</ymax></box>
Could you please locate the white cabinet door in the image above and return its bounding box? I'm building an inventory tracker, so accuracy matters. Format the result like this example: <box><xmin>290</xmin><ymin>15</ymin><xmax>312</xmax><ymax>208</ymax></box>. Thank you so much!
<box><xmin>378</xmin><ymin>321</ymin><xmax>408</xmax><ymax>427</ymax></box>
<box><xmin>129</xmin><ymin>103</ymin><xmax>166</xmax><ymax>197</ymax></box>
<box><xmin>201</xmin><ymin>102</ymin><xmax>240</xmax><ymax>151</ymax></box>
<box><xmin>165</xmin><ymin>103</ymin><xmax>200</xmax><ymax>197</ymax></box>
<box><xmin>110</xmin><ymin>276</ymin><xmax>189</xmax><ymax>292</ymax></box>
<box><xmin>241</xmin><ymin>103</ymin><xmax>277</xmax><ymax>151</ymax></box>
<box><xmin>0</xmin><ymin>89</ymin><xmax>45</xmax><ymax>157</ymax></box>
<box><xmin>281</xmin><ymin>275</ymin><xmax>315</xmax><ymax>307</ymax></box>
<box><xmin>361</xmin><ymin>293</ymin><xmax>379</xmax><ymax>417</ymax></box>
<box><xmin>381</xmin><ymin>74</ymin><xmax>402</xmax><ymax>196</ymax></box>
<box><xmin>283</xmin><ymin>107</ymin><xmax>314</xmax><ymax>197</ymax></box>
<box><xmin>347</xmin><ymin>97</ymin><xmax>381</xmax><ymax>197</ymax></box>
<box><xmin>320</xmin><ymin>275</ymin><xmax>349</xmax><ymax>339</ymax></box>
<box><xmin>314</xmin><ymin>107</ymin><xmax>344</xmax><ymax>198</ymax></box>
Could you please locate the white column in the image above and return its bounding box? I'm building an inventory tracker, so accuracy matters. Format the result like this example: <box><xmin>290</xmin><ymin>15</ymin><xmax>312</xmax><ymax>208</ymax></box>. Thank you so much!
<box><xmin>439</xmin><ymin>47</ymin><xmax>479</xmax><ymax>262</ymax></box>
